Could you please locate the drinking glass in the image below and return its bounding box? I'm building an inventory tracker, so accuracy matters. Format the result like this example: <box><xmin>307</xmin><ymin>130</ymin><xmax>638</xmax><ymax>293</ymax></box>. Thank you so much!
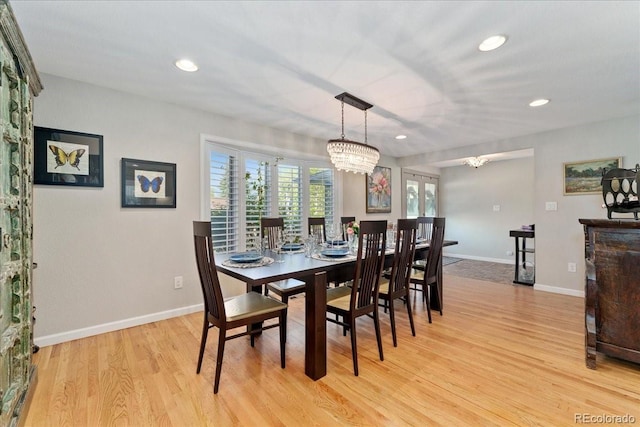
<box><xmin>274</xmin><ymin>230</ymin><xmax>285</xmax><ymax>263</ymax></box>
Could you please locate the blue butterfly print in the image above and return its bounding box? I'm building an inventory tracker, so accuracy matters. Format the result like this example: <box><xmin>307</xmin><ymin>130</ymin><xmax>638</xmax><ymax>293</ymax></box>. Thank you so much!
<box><xmin>137</xmin><ymin>175</ymin><xmax>164</xmax><ymax>193</ymax></box>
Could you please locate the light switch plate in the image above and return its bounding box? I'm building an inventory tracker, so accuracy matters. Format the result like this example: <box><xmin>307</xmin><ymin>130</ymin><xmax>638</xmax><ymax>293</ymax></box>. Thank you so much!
<box><xmin>545</xmin><ymin>201</ymin><xmax>558</xmax><ymax>211</ymax></box>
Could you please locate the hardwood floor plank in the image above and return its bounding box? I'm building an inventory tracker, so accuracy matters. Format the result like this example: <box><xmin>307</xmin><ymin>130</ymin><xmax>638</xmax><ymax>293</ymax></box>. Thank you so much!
<box><xmin>24</xmin><ymin>274</ymin><xmax>640</xmax><ymax>426</ymax></box>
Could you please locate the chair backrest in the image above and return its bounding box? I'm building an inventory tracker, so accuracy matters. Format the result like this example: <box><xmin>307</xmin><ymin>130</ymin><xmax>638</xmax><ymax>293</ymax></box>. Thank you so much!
<box><xmin>350</xmin><ymin>220</ymin><xmax>387</xmax><ymax>314</ymax></box>
<box><xmin>341</xmin><ymin>216</ymin><xmax>356</xmax><ymax>240</ymax></box>
<box><xmin>417</xmin><ymin>216</ymin><xmax>434</xmax><ymax>241</ymax></box>
<box><xmin>308</xmin><ymin>217</ymin><xmax>326</xmax><ymax>242</ymax></box>
<box><xmin>388</xmin><ymin>218</ymin><xmax>418</xmax><ymax>294</ymax></box>
<box><xmin>193</xmin><ymin>221</ymin><xmax>225</xmax><ymax>325</ymax></box>
<box><xmin>261</xmin><ymin>217</ymin><xmax>284</xmax><ymax>249</ymax></box>
<box><xmin>423</xmin><ymin>217</ymin><xmax>446</xmax><ymax>284</ymax></box>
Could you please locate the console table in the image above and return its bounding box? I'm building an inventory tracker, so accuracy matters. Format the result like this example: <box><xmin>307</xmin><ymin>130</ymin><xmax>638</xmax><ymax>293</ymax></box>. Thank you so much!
<box><xmin>579</xmin><ymin>219</ymin><xmax>640</xmax><ymax>368</ymax></box>
<box><xmin>509</xmin><ymin>229</ymin><xmax>535</xmax><ymax>285</ymax></box>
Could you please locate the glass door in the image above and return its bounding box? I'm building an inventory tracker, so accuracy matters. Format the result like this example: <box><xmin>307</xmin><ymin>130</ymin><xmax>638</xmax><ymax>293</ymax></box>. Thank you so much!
<box><xmin>402</xmin><ymin>169</ymin><xmax>439</xmax><ymax>218</ymax></box>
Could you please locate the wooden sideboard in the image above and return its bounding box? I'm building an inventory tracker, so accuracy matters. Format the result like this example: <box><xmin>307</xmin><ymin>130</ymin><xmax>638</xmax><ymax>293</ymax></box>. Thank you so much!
<box><xmin>579</xmin><ymin>219</ymin><xmax>640</xmax><ymax>369</ymax></box>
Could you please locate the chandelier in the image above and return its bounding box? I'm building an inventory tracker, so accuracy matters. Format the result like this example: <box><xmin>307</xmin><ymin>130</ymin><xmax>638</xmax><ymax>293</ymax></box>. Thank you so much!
<box><xmin>327</xmin><ymin>92</ymin><xmax>379</xmax><ymax>175</ymax></box>
<box><xmin>464</xmin><ymin>157</ymin><xmax>490</xmax><ymax>168</ymax></box>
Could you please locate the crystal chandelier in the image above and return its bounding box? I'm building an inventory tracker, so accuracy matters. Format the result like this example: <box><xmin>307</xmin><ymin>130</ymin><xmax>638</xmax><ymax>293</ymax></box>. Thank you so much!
<box><xmin>463</xmin><ymin>157</ymin><xmax>490</xmax><ymax>168</ymax></box>
<box><xmin>327</xmin><ymin>92</ymin><xmax>379</xmax><ymax>175</ymax></box>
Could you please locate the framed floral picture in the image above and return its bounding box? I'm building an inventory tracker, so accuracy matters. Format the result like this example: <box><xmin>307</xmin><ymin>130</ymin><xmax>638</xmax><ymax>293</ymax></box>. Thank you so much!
<box><xmin>366</xmin><ymin>165</ymin><xmax>391</xmax><ymax>213</ymax></box>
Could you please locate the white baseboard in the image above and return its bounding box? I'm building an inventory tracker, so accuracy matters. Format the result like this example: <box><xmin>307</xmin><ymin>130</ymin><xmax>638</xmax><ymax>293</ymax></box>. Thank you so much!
<box><xmin>443</xmin><ymin>252</ymin><xmax>513</xmax><ymax>265</ymax></box>
<box><xmin>533</xmin><ymin>283</ymin><xmax>584</xmax><ymax>298</ymax></box>
<box><xmin>34</xmin><ymin>303</ymin><xmax>203</xmax><ymax>348</ymax></box>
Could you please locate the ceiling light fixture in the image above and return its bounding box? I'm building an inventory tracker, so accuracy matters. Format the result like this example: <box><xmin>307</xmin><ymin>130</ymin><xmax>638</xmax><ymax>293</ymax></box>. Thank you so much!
<box><xmin>395</xmin><ymin>134</ymin><xmax>407</xmax><ymax>140</ymax></box>
<box><xmin>529</xmin><ymin>98</ymin><xmax>550</xmax><ymax>107</ymax></box>
<box><xmin>464</xmin><ymin>157</ymin><xmax>490</xmax><ymax>168</ymax></box>
<box><xmin>478</xmin><ymin>34</ymin><xmax>507</xmax><ymax>52</ymax></box>
<box><xmin>175</xmin><ymin>59</ymin><xmax>198</xmax><ymax>72</ymax></box>
<box><xmin>327</xmin><ymin>92</ymin><xmax>379</xmax><ymax>175</ymax></box>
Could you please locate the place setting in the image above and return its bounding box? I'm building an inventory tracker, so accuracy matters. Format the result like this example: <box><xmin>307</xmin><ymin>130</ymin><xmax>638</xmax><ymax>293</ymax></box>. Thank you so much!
<box><xmin>222</xmin><ymin>252</ymin><xmax>274</xmax><ymax>268</ymax></box>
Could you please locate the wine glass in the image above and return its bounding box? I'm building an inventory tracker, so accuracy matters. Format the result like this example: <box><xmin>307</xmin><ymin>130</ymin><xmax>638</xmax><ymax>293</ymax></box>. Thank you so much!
<box><xmin>274</xmin><ymin>229</ymin><xmax>285</xmax><ymax>262</ymax></box>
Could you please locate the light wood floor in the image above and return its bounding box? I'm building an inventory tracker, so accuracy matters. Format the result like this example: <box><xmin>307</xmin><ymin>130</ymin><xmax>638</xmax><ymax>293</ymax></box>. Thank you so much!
<box><xmin>24</xmin><ymin>275</ymin><xmax>640</xmax><ymax>426</ymax></box>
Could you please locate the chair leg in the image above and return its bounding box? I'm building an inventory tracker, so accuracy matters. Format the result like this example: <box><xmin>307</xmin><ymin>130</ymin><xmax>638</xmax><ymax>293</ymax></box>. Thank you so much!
<box><xmin>282</xmin><ymin>296</ymin><xmax>288</xmax><ymax>344</ymax></box>
<box><xmin>425</xmin><ymin>288</ymin><xmax>432</xmax><ymax>324</ymax></box>
<box><xmin>373</xmin><ymin>309</ymin><xmax>384</xmax><ymax>362</ymax></box>
<box><xmin>196</xmin><ymin>315</ymin><xmax>209</xmax><ymax>374</ymax></box>
<box><xmin>388</xmin><ymin>298</ymin><xmax>398</xmax><ymax>347</ymax></box>
<box><xmin>350</xmin><ymin>319</ymin><xmax>359</xmax><ymax>376</ymax></box>
<box><xmin>213</xmin><ymin>330</ymin><xmax>226</xmax><ymax>394</ymax></box>
<box><xmin>279</xmin><ymin>310</ymin><xmax>287</xmax><ymax>368</ymax></box>
<box><xmin>406</xmin><ymin>295</ymin><xmax>416</xmax><ymax>337</ymax></box>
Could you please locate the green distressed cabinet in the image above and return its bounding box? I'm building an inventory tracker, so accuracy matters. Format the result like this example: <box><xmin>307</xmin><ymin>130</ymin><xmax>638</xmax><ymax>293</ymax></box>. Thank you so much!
<box><xmin>0</xmin><ymin>1</ymin><xmax>42</xmax><ymax>425</ymax></box>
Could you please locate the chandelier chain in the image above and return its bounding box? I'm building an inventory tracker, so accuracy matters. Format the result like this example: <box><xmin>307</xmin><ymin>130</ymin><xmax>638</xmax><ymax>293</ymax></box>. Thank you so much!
<box><xmin>340</xmin><ymin>100</ymin><xmax>345</xmax><ymax>140</ymax></box>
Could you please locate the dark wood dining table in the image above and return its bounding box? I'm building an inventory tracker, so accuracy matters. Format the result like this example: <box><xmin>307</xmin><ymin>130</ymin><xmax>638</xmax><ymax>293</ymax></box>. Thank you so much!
<box><xmin>215</xmin><ymin>239</ymin><xmax>457</xmax><ymax>381</ymax></box>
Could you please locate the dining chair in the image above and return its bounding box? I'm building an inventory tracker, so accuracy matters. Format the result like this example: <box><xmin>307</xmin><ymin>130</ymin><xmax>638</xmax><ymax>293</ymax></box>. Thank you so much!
<box><xmin>308</xmin><ymin>217</ymin><xmax>326</xmax><ymax>242</ymax></box>
<box><xmin>326</xmin><ymin>220</ymin><xmax>387</xmax><ymax>376</ymax></box>
<box><xmin>409</xmin><ymin>217</ymin><xmax>445</xmax><ymax>323</ymax></box>
<box><xmin>340</xmin><ymin>216</ymin><xmax>356</xmax><ymax>240</ymax></box>
<box><xmin>260</xmin><ymin>217</ymin><xmax>306</xmax><ymax>305</ymax></box>
<box><xmin>193</xmin><ymin>221</ymin><xmax>287</xmax><ymax>394</ymax></box>
<box><xmin>378</xmin><ymin>218</ymin><xmax>418</xmax><ymax>347</ymax></box>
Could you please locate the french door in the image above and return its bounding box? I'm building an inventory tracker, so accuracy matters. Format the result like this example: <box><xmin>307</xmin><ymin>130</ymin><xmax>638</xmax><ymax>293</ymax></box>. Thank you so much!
<box><xmin>402</xmin><ymin>169</ymin><xmax>439</xmax><ymax>218</ymax></box>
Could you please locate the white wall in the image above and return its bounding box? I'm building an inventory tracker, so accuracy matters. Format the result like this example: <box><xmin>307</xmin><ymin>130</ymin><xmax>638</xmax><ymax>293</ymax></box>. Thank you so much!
<box><xmin>440</xmin><ymin>157</ymin><xmax>535</xmax><ymax>263</ymax></box>
<box><xmin>32</xmin><ymin>74</ymin><xmax>328</xmax><ymax>345</ymax></box>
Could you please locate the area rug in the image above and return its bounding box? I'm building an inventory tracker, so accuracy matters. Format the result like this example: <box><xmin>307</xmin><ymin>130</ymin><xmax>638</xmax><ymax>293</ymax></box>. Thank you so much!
<box><xmin>443</xmin><ymin>259</ymin><xmax>515</xmax><ymax>285</ymax></box>
<box><xmin>442</xmin><ymin>256</ymin><xmax>462</xmax><ymax>266</ymax></box>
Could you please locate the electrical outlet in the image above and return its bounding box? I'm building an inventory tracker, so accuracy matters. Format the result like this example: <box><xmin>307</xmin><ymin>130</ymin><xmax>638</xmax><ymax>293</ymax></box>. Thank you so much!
<box><xmin>493</xmin><ymin>205</ymin><xmax>501</xmax><ymax>212</ymax></box>
<box><xmin>506</xmin><ymin>250</ymin><xmax>514</xmax><ymax>256</ymax></box>
<box><xmin>174</xmin><ymin>276</ymin><xmax>183</xmax><ymax>289</ymax></box>
<box><xmin>568</xmin><ymin>263</ymin><xmax>577</xmax><ymax>273</ymax></box>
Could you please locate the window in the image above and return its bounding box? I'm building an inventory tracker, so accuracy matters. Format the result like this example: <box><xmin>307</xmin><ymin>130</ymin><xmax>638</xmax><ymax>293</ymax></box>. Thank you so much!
<box><xmin>401</xmin><ymin>169</ymin><xmax>439</xmax><ymax>218</ymax></box>
<box><xmin>202</xmin><ymin>142</ymin><xmax>337</xmax><ymax>252</ymax></box>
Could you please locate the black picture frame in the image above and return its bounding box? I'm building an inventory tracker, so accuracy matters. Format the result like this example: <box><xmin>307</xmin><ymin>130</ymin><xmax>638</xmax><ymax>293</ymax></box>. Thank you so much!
<box><xmin>33</xmin><ymin>126</ymin><xmax>104</xmax><ymax>187</ymax></box>
<box><xmin>121</xmin><ymin>158</ymin><xmax>176</xmax><ymax>208</ymax></box>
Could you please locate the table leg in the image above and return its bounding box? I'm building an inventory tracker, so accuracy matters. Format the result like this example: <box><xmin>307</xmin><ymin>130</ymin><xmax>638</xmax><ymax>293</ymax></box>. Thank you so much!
<box><xmin>305</xmin><ymin>272</ymin><xmax>327</xmax><ymax>380</ymax></box>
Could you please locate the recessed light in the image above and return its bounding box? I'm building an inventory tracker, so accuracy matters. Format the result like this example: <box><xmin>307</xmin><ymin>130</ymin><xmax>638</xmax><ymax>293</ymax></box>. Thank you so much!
<box><xmin>478</xmin><ymin>35</ymin><xmax>507</xmax><ymax>52</ymax></box>
<box><xmin>395</xmin><ymin>135</ymin><xmax>407</xmax><ymax>140</ymax></box>
<box><xmin>175</xmin><ymin>59</ymin><xmax>198</xmax><ymax>72</ymax></box>
<box><xmin>529</xmin><ymin>98</ymin><xmax>550</xmax><ymax>107</ymax></box>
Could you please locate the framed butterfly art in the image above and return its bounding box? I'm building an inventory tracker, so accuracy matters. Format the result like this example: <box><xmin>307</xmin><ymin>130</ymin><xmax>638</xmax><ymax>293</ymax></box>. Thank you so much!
<box><xmin>34</xmin><ymin>127</ymin><xmax>104</xmax><ymax>187</ymax></box>
<box><xmin>121</xmin><ymin>158</ymin><xmax>176</xmax><ymax>208</ymax></box>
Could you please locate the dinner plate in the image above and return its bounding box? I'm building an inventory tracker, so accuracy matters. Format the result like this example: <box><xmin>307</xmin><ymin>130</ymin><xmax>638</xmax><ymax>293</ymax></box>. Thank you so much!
<box><xmin>321</xmin><ymin>248</ymin><xmax>350</xmax><ymax>258</ymax></box>
<box><xmin>281</xmin><ymin>243</ymin><xmax>303</xmax><ymax>251</ymax></box>
<box><xmin>229</xmin><ymin>253</ymin><xmax>263</xmax><ymax>263</ymax></box>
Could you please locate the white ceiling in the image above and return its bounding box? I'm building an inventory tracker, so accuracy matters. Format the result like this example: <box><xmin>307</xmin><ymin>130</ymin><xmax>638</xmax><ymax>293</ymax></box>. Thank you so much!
<box><xmin>10</xmin><ymin>1</ymin><xmax>640</xmax><ymax>166</ymax></box>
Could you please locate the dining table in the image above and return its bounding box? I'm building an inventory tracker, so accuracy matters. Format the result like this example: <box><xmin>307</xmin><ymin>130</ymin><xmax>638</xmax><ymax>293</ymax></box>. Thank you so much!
<box><xmin>215</xmin><ymin>239</ymin><xmax>458</xmax><ymax>381</ymax></box>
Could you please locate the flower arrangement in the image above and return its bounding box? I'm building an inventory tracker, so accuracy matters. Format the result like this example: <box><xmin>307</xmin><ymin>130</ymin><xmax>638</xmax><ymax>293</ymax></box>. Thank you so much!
<box><xmin>346</xmin><ymin>221</ymin><xmax>359</xmax><ymax>236</ymax></box>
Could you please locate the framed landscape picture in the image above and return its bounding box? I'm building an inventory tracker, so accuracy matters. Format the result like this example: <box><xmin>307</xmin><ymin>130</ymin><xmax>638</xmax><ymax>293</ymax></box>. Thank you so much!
<box><xmin>121</xmin><ymin>158</ymin><xmax>176</xmax><ymax>208</ymax></box>
<box><xmin>563</xmin><ymin>157</ymin><xmax>621</xmax><ymax>195</ymax></box>
<box><xmin>33</xmin><ymin>127</ymin><xmax>104</xmax><ymax>187</ymax></box>
<box><xmin>366</xmin><ymin>165</ymin><xmax>391</xmax><ymax>213</ymax></box>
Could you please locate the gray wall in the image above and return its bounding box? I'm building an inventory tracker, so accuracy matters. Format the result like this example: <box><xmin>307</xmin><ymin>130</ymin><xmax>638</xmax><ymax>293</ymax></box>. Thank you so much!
<box><xmin>440</xmin><ymin>157</ymin><xmax>535</xmax><ymax>263</ymax></box>
<box><xmin>32</xmin><ymin>73</ymin><xmax>639</xmax><ymax>346</ymax></box>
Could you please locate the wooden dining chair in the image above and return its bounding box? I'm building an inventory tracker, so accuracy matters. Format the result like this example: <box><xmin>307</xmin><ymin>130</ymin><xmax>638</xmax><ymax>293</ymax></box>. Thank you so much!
<box><xmin>260</xmin><ymin>217</ymin><xmax>306</xmax><ymax>306</ymax></box>
<box><xmin>340</xmin><ymin>216</ymin><xmax>356</xmax><ymax>240</ymax></box>
<box><xmin>326</xmin><ymin>220</ymin><xmax>387</xmax><ymax>376</ymax></box>
<box><xmin>308</xmin><ymin>217</ymin><xmax>326</xmax><ymax>242</ymax></box>
<box><xmin>193</xmin><ymin>221</ymin><xmax>287</xmax><ymax>394</ymax></box>
<box><xmin>409</xmin><ymin>217</ymin><xmax>445</xmax><ymax>323</ymax></box>
<box><xmin>378</xmin><ymin>218</ymin><xmax>418</xmax><ymax>347</ymax></box>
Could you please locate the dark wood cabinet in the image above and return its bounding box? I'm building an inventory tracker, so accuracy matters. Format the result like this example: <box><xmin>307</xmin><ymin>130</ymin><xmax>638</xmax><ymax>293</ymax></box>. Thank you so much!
<box><xmin>579</xmin><ymin>219</ymin><xmax>640</xmax><ymax>369</ymax></box>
